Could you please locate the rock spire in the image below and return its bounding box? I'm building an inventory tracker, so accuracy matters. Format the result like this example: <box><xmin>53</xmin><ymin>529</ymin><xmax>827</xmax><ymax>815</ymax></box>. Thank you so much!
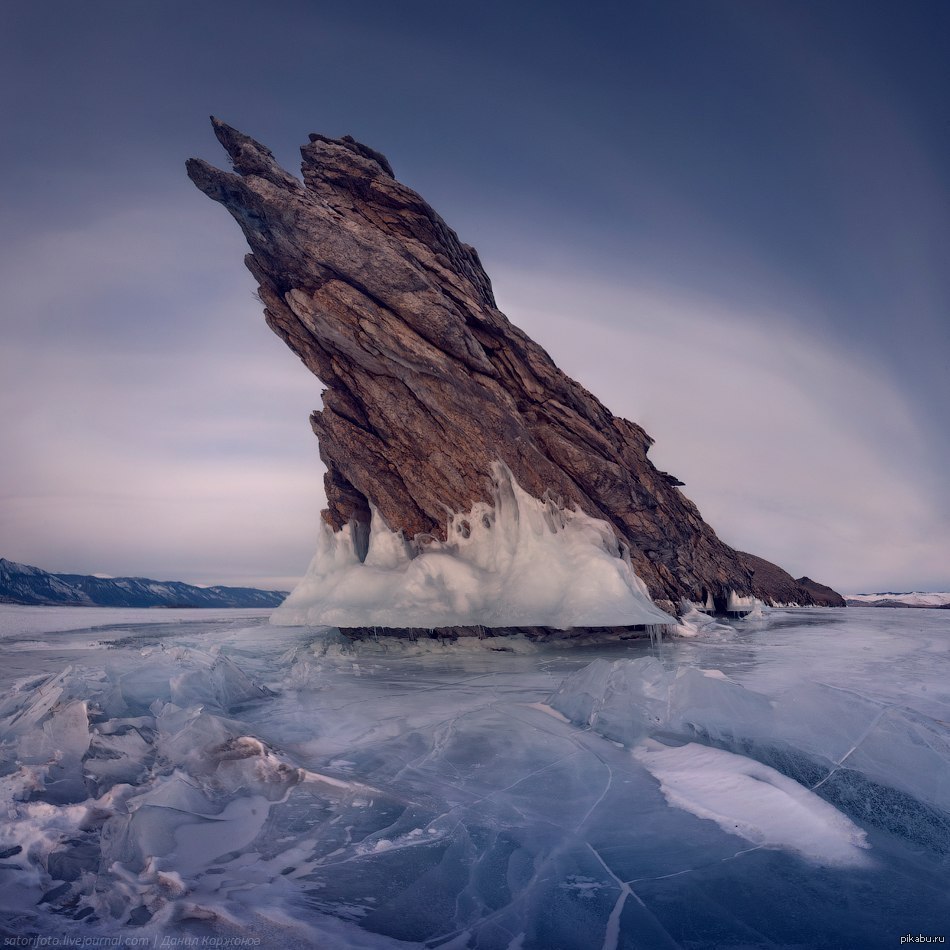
<box><xmin>187</xmin><ymin>119</ymin><xmax>844</xmax><ymax>612</ymax></box>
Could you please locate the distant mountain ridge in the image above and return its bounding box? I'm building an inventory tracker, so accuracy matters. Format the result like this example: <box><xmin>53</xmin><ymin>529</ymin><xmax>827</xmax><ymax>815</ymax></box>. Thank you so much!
<box><xmin>0</xmin><ymin>558</ymin><xmax>287</xmax><ymax>608</ymax></box>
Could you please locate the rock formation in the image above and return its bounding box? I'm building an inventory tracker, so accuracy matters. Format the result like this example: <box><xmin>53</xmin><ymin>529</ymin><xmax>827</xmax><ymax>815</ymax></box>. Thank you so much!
<box><xmin>795</xmin><ymin>575</ymin><xmax>847</xmax><ymax>608</ymax></box>
<box><xmin>187</xmin><ymin>119</ymin><xmax>844</xmax><ymax>615</ymax></box>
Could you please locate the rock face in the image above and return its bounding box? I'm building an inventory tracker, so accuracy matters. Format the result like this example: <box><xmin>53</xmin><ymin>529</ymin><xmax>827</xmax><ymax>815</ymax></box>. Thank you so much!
<box><xmin>187</xmin><ymin>119</ymin><xmax>842</xmax><ymax>612</ymax></box>
<box><xmin>794</xmin><ymin>576</ymin><xmax>847</xmax><ymax>608</ymax></box>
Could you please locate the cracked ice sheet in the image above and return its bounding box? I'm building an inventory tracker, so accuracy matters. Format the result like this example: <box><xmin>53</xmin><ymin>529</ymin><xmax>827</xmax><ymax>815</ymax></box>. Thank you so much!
<box><xmin>2</xmin><ymin>607</ymin><xmax>950</xmax><ymax>949</ymax></box>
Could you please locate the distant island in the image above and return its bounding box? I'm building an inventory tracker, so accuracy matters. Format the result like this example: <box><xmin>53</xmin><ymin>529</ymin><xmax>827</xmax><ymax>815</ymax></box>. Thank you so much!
<box><xmin>0</xmin><ymin>558</ymin><xmax>287</xmax><ymax>608</ymax></box>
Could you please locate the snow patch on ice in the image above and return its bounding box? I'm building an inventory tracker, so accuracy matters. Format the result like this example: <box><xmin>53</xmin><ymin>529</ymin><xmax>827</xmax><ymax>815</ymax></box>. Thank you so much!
<box><xmin>632</xmin><ymin>739</ymin><xmax>872</xmax><ymax>866</ymax></box>
<box><xmin>272</xmin><ymin>463</ymin><xmax>675</xmax><ymax>631</ymax></box>
<box><xmin>550</xmin><ymin>655</ymin><xmax>950</xmax><ymax>852</ymax></box>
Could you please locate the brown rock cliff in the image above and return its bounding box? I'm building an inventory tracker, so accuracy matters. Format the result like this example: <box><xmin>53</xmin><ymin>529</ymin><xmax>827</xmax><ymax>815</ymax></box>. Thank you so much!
<box><xmin>187</xmin><ymin>119</ymin><xmax>843</xmax><ymax>611</ymax></box>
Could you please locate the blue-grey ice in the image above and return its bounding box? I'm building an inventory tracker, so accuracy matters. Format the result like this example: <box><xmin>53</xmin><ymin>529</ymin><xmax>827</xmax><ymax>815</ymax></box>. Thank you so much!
<box><xmin>0</xmin><ymin>604</ymin><xmax>948</xmax><ymax>948</ymax></box>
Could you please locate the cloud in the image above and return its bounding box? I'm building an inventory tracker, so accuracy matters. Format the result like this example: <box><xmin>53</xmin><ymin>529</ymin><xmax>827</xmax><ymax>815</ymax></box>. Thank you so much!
<box><xmin>0</xmin><ymin>196</ymin><xmax>326</xmax><ymax>587</ymax></box>
<box><xmin>0</xmin><ymin>339</ymin><xmax>326</xmax><ymax>586</ymax></box>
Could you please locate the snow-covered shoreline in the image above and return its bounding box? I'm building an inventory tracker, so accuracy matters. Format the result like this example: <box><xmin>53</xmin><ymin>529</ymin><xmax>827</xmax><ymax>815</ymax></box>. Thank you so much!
<box><xmin>845</xmin><ymin>591</ymin><xmax>950</xmax><ymax>608</ymax></box>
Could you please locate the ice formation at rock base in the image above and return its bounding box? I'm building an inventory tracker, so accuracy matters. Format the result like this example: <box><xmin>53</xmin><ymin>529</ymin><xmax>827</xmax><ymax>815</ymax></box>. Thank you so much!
<box><xmin>273</xmin><ymin>463</ymin><xmax>676</xmax><ymax>636</ymax></box>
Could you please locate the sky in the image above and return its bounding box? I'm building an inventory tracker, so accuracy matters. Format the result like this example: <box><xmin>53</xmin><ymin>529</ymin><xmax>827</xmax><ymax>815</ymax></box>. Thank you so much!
<box><xmin>1</xmin><ymin>0</ymin><xmax>948</xmax><ymax>593</ymax></box>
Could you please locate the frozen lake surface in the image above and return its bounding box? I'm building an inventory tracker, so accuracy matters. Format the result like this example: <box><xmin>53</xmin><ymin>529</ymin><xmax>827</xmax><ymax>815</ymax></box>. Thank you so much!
<box><xmin>0</xmin><ymin>605</ymin><xmax>948</xmax><ymax>948</ymax></box>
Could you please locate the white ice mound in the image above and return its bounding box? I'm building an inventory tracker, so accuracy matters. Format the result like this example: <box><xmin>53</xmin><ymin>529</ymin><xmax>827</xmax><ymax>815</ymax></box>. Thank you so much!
<box><xmin>273</xmin><ymin>462</ymin><xmax>675</xmax><ymax>630</ymax></box>
<box><xmin>633</xmin><ymin>740</ymin><xmax>872</xmax><ymax>867</ymax></box>
<box><xmin>674</xmin><ymin>605</ymin><xmax>736</xmax><ymax>638</ymax></box>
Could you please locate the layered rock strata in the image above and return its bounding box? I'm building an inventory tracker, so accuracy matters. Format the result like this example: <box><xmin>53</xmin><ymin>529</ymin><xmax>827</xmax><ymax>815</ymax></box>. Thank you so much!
<box><xmin>187</xmin><ymin>119</ymin><xmax>843</xmax><ymax>615</ymax></box>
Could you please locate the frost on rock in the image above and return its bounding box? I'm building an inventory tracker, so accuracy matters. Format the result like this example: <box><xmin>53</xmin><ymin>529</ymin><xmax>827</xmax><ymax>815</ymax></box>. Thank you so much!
<box><xmin>273</xmin><ymin>463</ymin><xmax>675</xmax><ymax>632</ymax></box>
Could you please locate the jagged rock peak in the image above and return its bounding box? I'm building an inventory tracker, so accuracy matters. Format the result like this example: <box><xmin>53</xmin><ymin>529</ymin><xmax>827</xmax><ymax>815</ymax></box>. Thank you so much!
<box><xmin>307</xmin><ymin>132</ymin><xmax>396</xmax><ymax>178</ymax></box>
<box><xmin>187</xmin><ymin>119</ymin><xmax>843</xmax><ymax>612</ymax></box>
<box><xmin>208</xmin><ymin>116</ymin><xmax>303</xmax><ymax>191</ymax></box>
